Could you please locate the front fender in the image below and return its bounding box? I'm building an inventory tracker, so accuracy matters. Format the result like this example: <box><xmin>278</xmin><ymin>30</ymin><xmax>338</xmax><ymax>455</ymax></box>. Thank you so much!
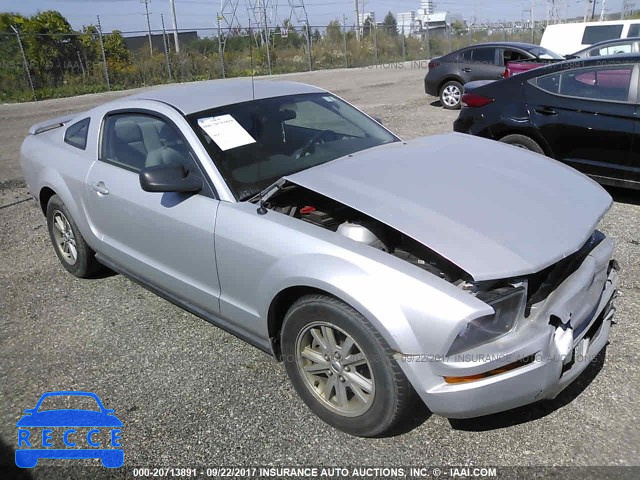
<box><xmin>257</xmin><ymin>253</ymin><xmax>419</xmax><ymax>353</ymax></box>
<box><xmin>215</xmin><ymin>202</ymin><xmax>491</xmax><ymax>357</ymax></box>
<box><xmin>256</xmin><ymin>251</ymin><xmax>491</xmax><ymax>357</ymax></box>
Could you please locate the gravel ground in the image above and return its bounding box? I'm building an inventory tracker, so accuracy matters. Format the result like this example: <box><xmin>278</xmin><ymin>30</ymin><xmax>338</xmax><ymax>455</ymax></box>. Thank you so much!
<box><xmin>0</xmin><ymin>64</ymin><xmax>639</xmax><ymax>478</ymax></box>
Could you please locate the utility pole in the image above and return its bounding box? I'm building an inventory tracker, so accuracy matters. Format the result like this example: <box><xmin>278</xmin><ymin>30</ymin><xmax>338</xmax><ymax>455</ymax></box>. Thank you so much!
<box><xmin>600</xmin><ymin>0</ymin><xmax>606</xmax><ymax>20</ymax></box>
<box><xmin>343</xmin><ymin>14</ymin><xmax>348</xmax><ymax>68</ymax></box>
<box><xmin>260</xmin><ymin>0</ymin><xmax>272</xmax><ymax>75</ymax></box>
<box><xmin>584</xmin><ymin>0</ymin><xmax>591</xmax><ymax>21</ymax></box>
<box><xmin>530</xmin><ymin>0</ymin><xmax>535</xmax><ymax>43</ymax></box>
<box><xmin>141</xmin><ymin>0</ymin><xmax>153</xmax><ymax>55</ymax></box>
<box><xmin>169</xmin><ymin>0</ymin><xmax>180</xmax><ymax>53</ymax></box>
<box><xmin>591</xmin><ymin>0</ymin><xmax>598</xmax><ymax>20</ymax></box>
<box><xmin>354</xmin><ymin>0</ymin><xmax>360</xmax><ymax>42</ymax></box>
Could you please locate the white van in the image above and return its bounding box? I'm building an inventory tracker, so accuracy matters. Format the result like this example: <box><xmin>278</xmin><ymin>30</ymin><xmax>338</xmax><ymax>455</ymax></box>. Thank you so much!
<box><xmin>540</xmin><ymin>20</ymin><xmax>640</xmax><ymax>56</ymax></box>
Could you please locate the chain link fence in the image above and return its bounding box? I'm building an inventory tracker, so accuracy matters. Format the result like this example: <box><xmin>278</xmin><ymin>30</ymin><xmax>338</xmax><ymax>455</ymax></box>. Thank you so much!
<box><xmin>0</xmin><ymin>25</ymin><xmax>543</xmax><ymax>102</ymax></box>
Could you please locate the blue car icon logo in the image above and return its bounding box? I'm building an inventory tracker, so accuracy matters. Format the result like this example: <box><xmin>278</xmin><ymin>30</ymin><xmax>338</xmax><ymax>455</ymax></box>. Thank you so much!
<box><xmin>15</xmin><ymin>391</ymin><xmax>123</xmax><ymax>468</ymax></box>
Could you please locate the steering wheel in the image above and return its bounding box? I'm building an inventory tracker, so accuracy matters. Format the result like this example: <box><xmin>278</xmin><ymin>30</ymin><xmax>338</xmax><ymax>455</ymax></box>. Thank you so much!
<box><xmin>295</xmin><ymin>130</ymin><xmax>337</xmax><ymax>159</ymax></box>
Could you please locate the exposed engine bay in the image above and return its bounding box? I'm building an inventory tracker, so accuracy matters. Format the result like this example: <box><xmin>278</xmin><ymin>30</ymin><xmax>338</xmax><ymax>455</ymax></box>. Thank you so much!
<box><xmin>262</xmin><ymin>182</ymin><xmax>471</xmax><ymax>285</ymax></box>
<box><xmin>260</xmin><ymin>182</ymin><xmax>603</xmax><ymax>313</ymax></box>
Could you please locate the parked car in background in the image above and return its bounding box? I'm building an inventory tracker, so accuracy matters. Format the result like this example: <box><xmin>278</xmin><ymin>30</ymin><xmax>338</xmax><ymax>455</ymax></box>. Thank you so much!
<box><xmin>425</xmin><ymin>42</ymin><xmax>564</xmax><ymax>109</ymax></box>
<box><xmin>567</xmin><ymin>37</ymin><xmax>640</xmax><ymax>59</ymax></box>
<box><xmin>21</xmin><ymin>79</ymin><xmax>619</xmax><ymax>436</ymax></box>
<box><xmin>454</xmin><ymin>54</ymin><xmax>640</xmax><ymax>190</ymax></box>
<box><xmin>541</xmin><ymin>19</ymin><xmax>640</xmax><ymax>56</ymax></box>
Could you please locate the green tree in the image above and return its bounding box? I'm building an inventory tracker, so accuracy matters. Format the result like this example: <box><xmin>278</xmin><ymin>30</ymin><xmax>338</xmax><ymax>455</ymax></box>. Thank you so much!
<box><xmin>325</xmin><ymin>20</ymin><xmax>343</xmax><ymax>46</ymax></box>
<box><xmin>22</xmin><ymin>10</ymin><xmax>75</xmax><ymax>86</ymax></box>
<box><xmin>383</xmin><ymin>11</ymin><xmax>398</xmax><ymax>37</ymax></box>
<box><xmin>0</xmin><ymin>13</ymin><xmax>28</xmax><ymax>100</ymax></box>
<box><xmin>363</xmin><ymin>17</ymin><xmax>374</xmax><ymax>38</ymax></box>
<box><xmin>451</xmin><ymin>20</ymin><xmax>467</xmax><ymax>37</ymax></box>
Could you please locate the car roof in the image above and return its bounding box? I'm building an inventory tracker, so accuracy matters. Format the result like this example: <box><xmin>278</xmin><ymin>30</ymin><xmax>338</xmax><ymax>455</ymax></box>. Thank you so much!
<box><xmin>469</xmin><ymin>53</ymin><xmax>640</xmax><ymax>92</ymax></box>
<box><xmin>559</xmin><ymin>52</ymin><xmax>640</xmax><ymax>65</ymax></box>
<box><xmin>125</xmin><ymin>78</ymin><xmax>326</xmax><ymax>114</ymax></box>
<box><xmin>571</xmin><ymin>37</ymin><xmax>640</xmax><ymax>56</ymax></box>
<box><xmin>586</xmin><ymin>36</ymin><xmax>640</xmax><ymax>48</ymax></box>
<box><xmin>454</xmin><ymin>42</ymin><xmax>539</xmax><ymax>51</ymax></box>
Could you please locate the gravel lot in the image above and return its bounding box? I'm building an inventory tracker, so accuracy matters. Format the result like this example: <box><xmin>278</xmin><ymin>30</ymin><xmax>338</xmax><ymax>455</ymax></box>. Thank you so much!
<box><xmin>1</xmin><ymin>64</ymin><xmax>639</xmax><ymax>477</ymax></box>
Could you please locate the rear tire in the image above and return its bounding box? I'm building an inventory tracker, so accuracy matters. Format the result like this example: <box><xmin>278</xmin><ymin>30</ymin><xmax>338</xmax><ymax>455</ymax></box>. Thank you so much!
<box><xmin>46</xmin><ymin>194</ymin><xmax>100</xmax><ymax>278</ymax></box>
<box><xmin>499</xmin><ymin>134</ymin><xmax>545</xmax><ymax>155</ymax></box>
<box><xmin>281</xmin><ymin>294</ymin><xmax>413</xmax><ymax>437</ymax></box>
<box><xmin>440</xmin><ymin>80</ymin><xmax>463</xmax><ymax>110</ymax></box>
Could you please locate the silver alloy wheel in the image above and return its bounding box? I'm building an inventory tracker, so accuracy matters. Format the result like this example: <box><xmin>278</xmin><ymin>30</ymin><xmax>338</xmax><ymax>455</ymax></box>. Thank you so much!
<box><xmin>51</xmin><ymin>210</ymin><xmax>78</xmax><ymax>265</ymax></box>
<box><xmin>442</xmin><ymin>85</ymin><xmax>461</xmax><ymax>107</ymax></box>
<box><xmin>295</xmin><ymin>321</ymin><xmax>375</xmax><ymax>417</ymax></box>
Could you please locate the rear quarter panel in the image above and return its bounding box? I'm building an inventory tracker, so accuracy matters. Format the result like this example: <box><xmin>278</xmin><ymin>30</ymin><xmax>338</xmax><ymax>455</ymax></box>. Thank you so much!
<box><xmin>20</xmin><ymin>122</ymin><xmax>98</xmax><ymax>248</ymax></box>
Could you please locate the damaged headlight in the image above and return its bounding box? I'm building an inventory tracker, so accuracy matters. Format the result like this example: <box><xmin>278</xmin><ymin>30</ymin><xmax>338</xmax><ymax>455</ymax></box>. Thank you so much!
<box><xmin>447</xmin><ymin>286</ymin><xmax>526</xmax><ymax>356</ymax></box>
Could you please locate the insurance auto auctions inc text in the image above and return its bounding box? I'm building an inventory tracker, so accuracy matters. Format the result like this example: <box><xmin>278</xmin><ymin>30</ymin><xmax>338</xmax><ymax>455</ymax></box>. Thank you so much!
<box><xmin>190</xmin><ymin>466</ymin><xmax>498</xmax><ymax>478</ymax></box>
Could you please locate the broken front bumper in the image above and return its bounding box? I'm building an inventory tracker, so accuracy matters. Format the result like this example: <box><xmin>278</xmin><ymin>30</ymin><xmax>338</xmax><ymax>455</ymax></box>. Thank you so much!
<box><xmin>399</xmin><ymin>236</ymin><xmax>620</xmax><ymax>419</ymax></box>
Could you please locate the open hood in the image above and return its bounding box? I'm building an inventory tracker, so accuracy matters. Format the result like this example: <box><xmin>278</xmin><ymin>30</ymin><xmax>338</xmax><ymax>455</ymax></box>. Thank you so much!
<box><xmin>285</xmin><ymin>133</ymin><xmax>612</xmax><ymax>281</ymax></box>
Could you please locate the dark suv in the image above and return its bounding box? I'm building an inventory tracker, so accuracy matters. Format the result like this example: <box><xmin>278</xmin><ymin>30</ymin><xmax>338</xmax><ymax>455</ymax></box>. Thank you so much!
<box><xmin>425</xmin><ymin>42</ymin><xmax>564</xmax><ymax>109</ymax></box>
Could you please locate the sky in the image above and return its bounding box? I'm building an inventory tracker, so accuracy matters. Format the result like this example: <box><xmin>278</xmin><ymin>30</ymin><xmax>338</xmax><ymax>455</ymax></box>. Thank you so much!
<box><xmin>1</xmin><ymin>0</ymin><xmax>629</xmax><ymax>35</ymax></box>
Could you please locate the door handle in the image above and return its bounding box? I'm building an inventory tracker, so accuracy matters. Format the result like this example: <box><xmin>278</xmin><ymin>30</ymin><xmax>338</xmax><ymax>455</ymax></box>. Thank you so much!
<box><xmin>534</xmin><ymin>106</ymin><xmax>558</xmax><ymax>116</ymax></box>
<box><xmin>90</xmin><ymin>182</ymin><xmax>109</xmax><ymax>195</ymax></box>
<box><xmin>462</xmin><ymin>67</ymin><xmax>471</xmax><ymax>72</ymax></box>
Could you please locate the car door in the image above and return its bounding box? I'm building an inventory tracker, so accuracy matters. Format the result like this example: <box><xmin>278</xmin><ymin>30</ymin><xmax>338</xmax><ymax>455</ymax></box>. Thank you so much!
<box><xmin>526</xmin><ymin>63</ymin><xmax>639</xmax><ymax>184</ymax></box>
<box><xmin>83</xmin><ymin>110</ymin><xmax>222</xmax><ymax>313</ymax></box>
<box><xmin>466</xmin><ymin>47</ymin><xmax>505</xmax><ymax>82</ymax></box>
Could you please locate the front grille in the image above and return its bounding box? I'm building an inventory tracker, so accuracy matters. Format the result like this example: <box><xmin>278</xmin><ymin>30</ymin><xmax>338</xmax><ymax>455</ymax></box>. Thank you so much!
<box><xmin>525</xmin><ymin>231</ymin><xmax>605</xmax><ymax>316</ymax></box>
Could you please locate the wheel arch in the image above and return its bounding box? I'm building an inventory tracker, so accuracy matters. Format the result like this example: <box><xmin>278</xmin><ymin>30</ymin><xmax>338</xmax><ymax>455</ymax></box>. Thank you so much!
<box><xmin>265</xmin><ymin>276</ymin><xmax>419</xmax><ymax>361</ymax></box>
<box><xmin>438</xmin><ymin>76</ymin><xmax>464</xmax><ymax>93</ymax></box>
<box><xmin>267</xmin><ymin>285</ymin><xmax>330</xmax><ymax>359</ymax></box>
<box><xmin>495</xmin><ymin>129</ymin><xmax>554</xmax><ymax>158</ymax></box>
<box><xmin>39</xmin><ymin>186</ymin><xmax>57</xmax><ymax>215</ymax></box>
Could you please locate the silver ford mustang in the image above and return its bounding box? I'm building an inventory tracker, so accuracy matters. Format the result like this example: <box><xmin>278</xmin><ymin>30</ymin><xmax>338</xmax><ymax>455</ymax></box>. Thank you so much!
<box><xmin>20</xmin><ymin>79</ymin><xmax>619</xmax><ymax>437</ymax></box>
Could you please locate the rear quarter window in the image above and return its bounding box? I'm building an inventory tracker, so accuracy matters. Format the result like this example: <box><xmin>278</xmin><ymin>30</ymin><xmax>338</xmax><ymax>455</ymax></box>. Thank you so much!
<box><xmin>628</xmin><ymin>23</ymin><xmax>640</xmax><ymax>37</ymax></box>
<box><xmin>64</xmin><ymin>117</ymin><xmax>90</xmax><ymax>150</ymax></box>
<box><xmin>456</xmin><ymin>49</ymin><xmax>472</xmax><ymax>62</ymax></box>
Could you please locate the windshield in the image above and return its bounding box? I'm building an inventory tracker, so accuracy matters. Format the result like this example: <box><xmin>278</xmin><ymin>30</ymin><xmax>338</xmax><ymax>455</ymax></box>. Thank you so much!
<box><xmin>527</xmin><ymin>46</ymin><xmax>564</xmax><ymax>60</ymax></box>
<box><xmin>187</xmin><ymin>93</ymin><xmax>399</xmax><ymax>200</ymax></box>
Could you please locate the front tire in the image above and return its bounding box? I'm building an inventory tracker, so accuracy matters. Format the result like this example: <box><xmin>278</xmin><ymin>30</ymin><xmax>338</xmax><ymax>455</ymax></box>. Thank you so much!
<box><xmin>499</xmin><ymin>134</ymin><xmax>545</xmax><ymax>155</ymax></box>
<box><xmin>281</xmin><ymin>294</ymin><xmax>413</xmax><ymax>437</ymax></box>
<box><xmin>46</xmin><ymin>194</ymin><xmax>100</xmax><ymax>278</ymax></box>
<box><xmin>440</xmin><ymin>80</ymin><xmax>463</xmax><ymax>110</ymax></box>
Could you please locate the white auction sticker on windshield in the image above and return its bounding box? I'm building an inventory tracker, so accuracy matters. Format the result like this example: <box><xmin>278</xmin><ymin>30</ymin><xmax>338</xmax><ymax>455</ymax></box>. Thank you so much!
<box><xmin>197</xmin><ymin>115</ymin><xmax>256</xmax><ymax>151</ymax></box>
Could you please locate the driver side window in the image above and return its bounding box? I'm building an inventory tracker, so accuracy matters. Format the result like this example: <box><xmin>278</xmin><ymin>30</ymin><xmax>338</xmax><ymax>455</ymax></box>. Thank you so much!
<box><xmin>101</xmin><ymin>113</ymin><xmax>196</xmax><ymax>174</ymax></box>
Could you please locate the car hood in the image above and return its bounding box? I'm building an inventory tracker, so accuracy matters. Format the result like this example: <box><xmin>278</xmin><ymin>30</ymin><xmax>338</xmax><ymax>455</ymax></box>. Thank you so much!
<box><xmin>285</xmin><ymin>133</ymin><xmax>612</xmax><ymax>281</ymax></box>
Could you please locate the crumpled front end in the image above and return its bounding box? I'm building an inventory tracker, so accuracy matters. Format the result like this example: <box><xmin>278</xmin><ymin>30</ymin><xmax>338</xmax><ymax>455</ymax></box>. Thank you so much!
<box><xmin>398</xmin><ymin>232</ymin><xmax>620</xmax><ymax>418</ymax></box>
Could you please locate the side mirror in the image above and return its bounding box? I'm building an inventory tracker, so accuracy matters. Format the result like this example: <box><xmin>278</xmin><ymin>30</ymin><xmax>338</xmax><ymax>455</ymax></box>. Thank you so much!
<box><xmin>139</xmin><ymin>164</ymin><xmax>202</xmax><ymax>194</ymax></box>
<box><xmin>373</xmin><ymin>117</ymin><xmax>384</xmax><ymax>125</ymax></box>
